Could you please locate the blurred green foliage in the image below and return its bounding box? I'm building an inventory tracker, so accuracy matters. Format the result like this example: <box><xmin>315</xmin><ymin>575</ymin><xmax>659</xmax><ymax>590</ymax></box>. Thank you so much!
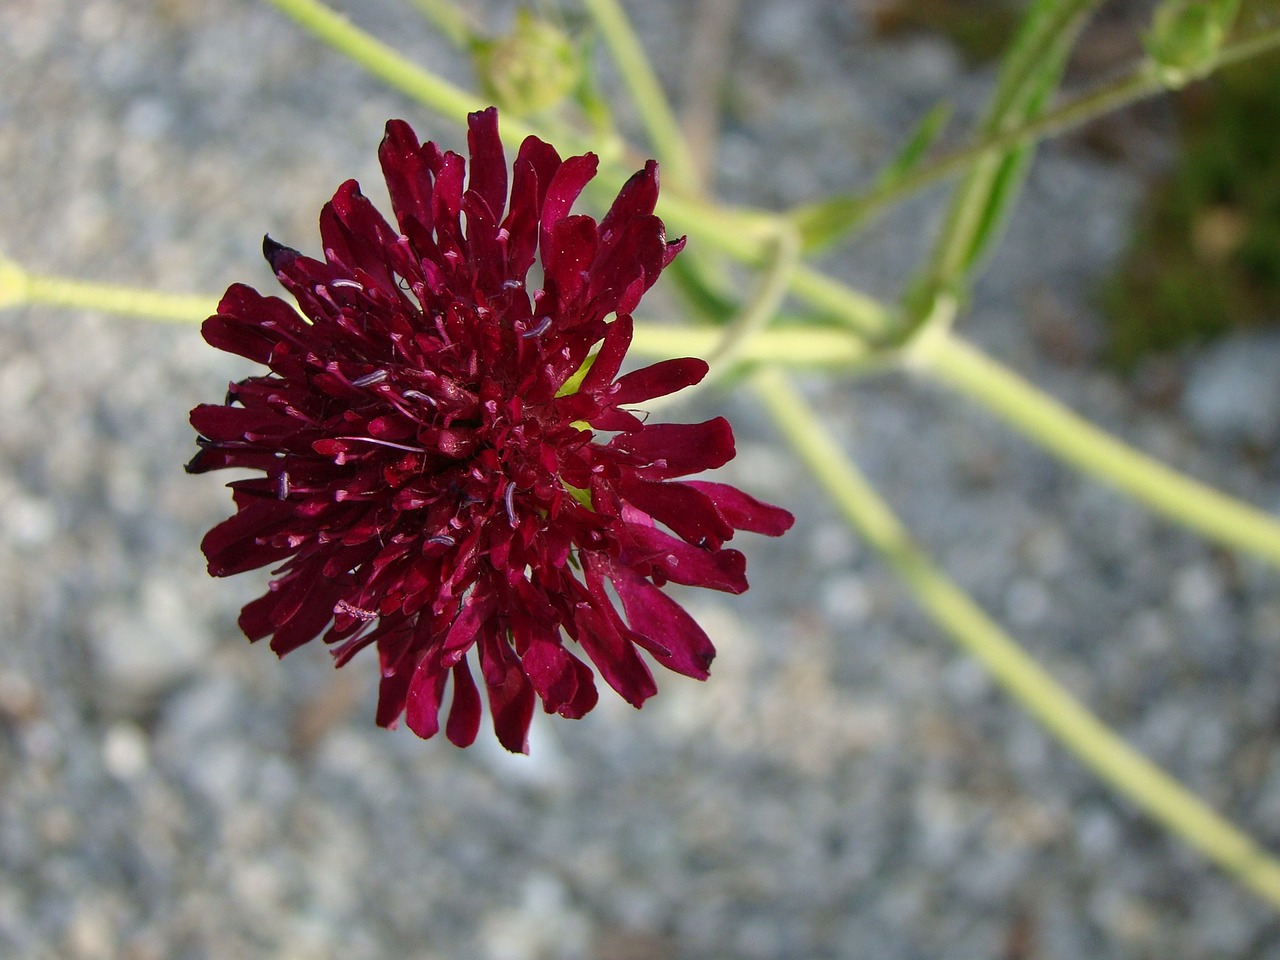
<box><xmin>870</xmin><ymin>0</ymin><xmax>1024</xmax><ymax>64</ymax></box>
<box><xmin>1104</xmin><ymin>48</ymin><xmax>1280</xmax><ymax>367</ymax></box>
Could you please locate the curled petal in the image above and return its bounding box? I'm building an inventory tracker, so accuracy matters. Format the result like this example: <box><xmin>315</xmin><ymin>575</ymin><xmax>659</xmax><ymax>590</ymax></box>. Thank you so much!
<box><xmin>479</xmin><ymin>635</ymin><xmax>536</xmax><ymax>754</ymax></box>
<box><xmin>570</xmin><ymin>600</ymin><xmax>656</xmax><ymax>709</ymax></box>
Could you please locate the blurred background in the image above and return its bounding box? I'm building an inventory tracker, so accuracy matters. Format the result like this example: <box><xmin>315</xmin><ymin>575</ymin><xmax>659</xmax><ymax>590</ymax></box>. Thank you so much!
<box><xmin>3</xmin><ymin>0</ymin><xmax>1280</xmax><ymax>957</ymax></box>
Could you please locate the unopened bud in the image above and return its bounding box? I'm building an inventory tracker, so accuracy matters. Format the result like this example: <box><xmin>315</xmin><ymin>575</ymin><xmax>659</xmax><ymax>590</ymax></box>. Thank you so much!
<box><xmin>473</xmin><ymin>10</ymin><xmax>582</xmax><ymax>117</ymax></box>
<box><xmin>1145</xmin><ymin>0</ymin><xmax>1241</xmax><ymax>88</ymax></box>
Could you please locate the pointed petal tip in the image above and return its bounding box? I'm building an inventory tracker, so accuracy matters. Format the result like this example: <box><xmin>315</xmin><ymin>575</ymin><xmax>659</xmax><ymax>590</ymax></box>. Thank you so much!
<box><xmin>262</xmin><ymin>235</ymin><xmax>300</xmax><ymax>273</ymax></box>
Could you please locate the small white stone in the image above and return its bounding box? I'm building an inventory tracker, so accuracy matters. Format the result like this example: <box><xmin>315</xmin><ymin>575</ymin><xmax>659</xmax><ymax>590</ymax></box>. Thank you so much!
<box><xmin>103</xmin><ymin>722</ymin><xmax>149</xmax><ymax>780</ymax></box>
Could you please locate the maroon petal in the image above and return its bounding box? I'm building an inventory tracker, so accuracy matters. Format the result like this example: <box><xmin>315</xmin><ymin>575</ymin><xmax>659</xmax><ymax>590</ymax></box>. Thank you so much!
<box><xmin>685</xmin><ymin>481</ymin><xmax>796</xmax><ymax>536</ymax></box>
<box><xmin>609</xmin><ymin>418</ymin><xmax>736</xmax><ymax>479</ymax></box>
<box><xmin>609</xmin><ymin>562</ymin><xmax>716</xmax><ymax>679</ymax></box>
<box><xmin>613</xmin><ymin>475</ymin><xmax>734</xmax><ymax>548</ymax></box>
<box><xmin>542</xmin><ymin>215</ymin><xmax>598</xmax><ymax>306</ymax></box>
<box><xmin>202</xmin><ymin>284</ymin><xmax>306</xmax><ymax>363</ymax></box>
<box><xmin>379</xmin><ymin>119</ymin><xmax>435</xmax><ymax>235</ymax></box>
<box><xmin>503</xmin><ymin>135</ymin><xmax>562</xmax><ymax>277</ymax></box>
<box><xmin>200</xmin><ymin>500</ymin><xmax>297</xmax><ymax>576</ymax></box>
<box><xmin>585</xmin><ymin>214</ymin><xmax>669</xmax><ymax>316</ymax></box>
<box><xmin>465</xmin><ymin>107</ymin><xmax>508</xmax><ymax>227</ymax></box>
<box><xmin>570</xmin><ymin>601</ymin><xmax>657</xmax><ymax>708</ymax></box>
<box><xmin>539</xmin><ymin>153</ymin><xmax>598</xmax><ymax>255</ymax></box>
<box><xmin>405</xmin><ymin>654</ymin><xmax>449</xmax><ymax>739</ymax></box>
<box><xmin>612</xmin><ymin>356</ymin><xmax>708</xmax><ymax>405</ymax></box>
<box><xmin>321</xmin><ymin>180</ymin><xmax>401</xmax><ymax>293</ymax></box>
<box><xmin>237</xmin><ymin>590</ymin><xmax>278</xmax><ymax>643</ymax></box>
<box><xmin>518</xmin><ymin>623</ymin><xmax>598</xmax><ymax>719</ymax></box>
<box><xmin>431</xmin><ymin>151</ymin><xmax>466</xmax><ymax>253</ymax></box>
<box><xmin>479</xmin><ymin>635</ymin><xmax>536</xmax><ymax>753</ymax></box>
<box><xmin>374</xmin><ymin>627</ymin><xmax>416</xmax><ymax>728</ymax></box>
<box><xmin>620</xmin><ymin>521</ymin><xmax>748</xmax><ymax>593</ymax></box>
<box><xmin>599</xmin><ymin>161</ymin><xmax>660</xmax><ymax>237</ymax></box>
<box><xmin>576</xmin><ymin>314</ymin><xmax>632</xmax><ymax>397</ymax></box>
<box><xmin>190</xmin><ymin>404</ymin><xmax>293</xmax><ymax>444</ymax></box>
<box><xmin>445</xmin><ymin>660</ymin><xmax>482</xmax><ymax>746</ymax></box>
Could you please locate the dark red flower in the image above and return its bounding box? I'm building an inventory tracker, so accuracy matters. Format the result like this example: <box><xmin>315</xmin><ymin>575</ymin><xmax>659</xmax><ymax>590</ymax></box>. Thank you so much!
<box><xmin>188</xmin><ymin>108</ymin><xmax>793</xmax><ymax>752</ymax></box>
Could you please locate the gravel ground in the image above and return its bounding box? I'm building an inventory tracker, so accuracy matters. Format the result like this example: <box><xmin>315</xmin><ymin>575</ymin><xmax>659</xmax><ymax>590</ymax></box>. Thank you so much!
<box><xmin>3</xmin><ymin>1</ymin><xmax>1280</xmax><ymax>958</ymax></box>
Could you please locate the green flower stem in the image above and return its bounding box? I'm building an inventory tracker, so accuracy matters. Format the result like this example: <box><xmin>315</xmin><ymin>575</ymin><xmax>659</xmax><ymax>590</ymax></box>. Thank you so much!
<box><xmin>751</xmin><ymin>366</ymin><xmax>1280</xmax><ymax>909</ymax></box>
<box><xmin>405</xmin><ymin>0</ymin><xmax>471</xmax><ymax>49</ymax></box>
<box><xmin>581</xmin><ymin>0</ymin><xmax>701</xmax><ymax>192</ymax></box>
<box><xmin>0</xmin><ymin>265</ymin><xmax>872</xmax><ymax>370</ymax></box>
<box><xmin>262</xmin><ymin>0</ymin><xmax>894</xmax><ymax>341</ymax></box>
<box><xmin>21</xmin><ymin>272</ymin><xmax>215</xmax><ymax>323</ymax></box>
<box><xmin>0</xmin><ymin>257</ymin><xmax>28</xmax><ymax>310</ymax></box>
<box><xmin>700</xmin><ymin>225</ymin><xmax>800</xmax><ymax>379</ymax></box>
<box><xmin>629</xmin><ymin>320</ymin><xmax>870</xmax><ymax>367</ymax></box>
<box><xmin>794</xmin><ymin>21</ymin><xmax>1280</xmax><ymax>250</ymax></box>
<box><xmin>918</xmin><ymin>0</ymin><xmax>1099</xmax><ymax>315</ymax></box>
<box><xmin>787</xmin><ymin>262</ymin><xmax>894</xmax><ymax>338</ymax></box>
<box><xmin>263</xmin><ymin>0</ymin><xmax>537</xmax><ymax>145</ymax></box>
<box><xmin>644</xmin><ymin>190</ymin><xmax>893</xmax><ymax>339</ymax></box>
<box><xmin>919</xmin><ymin>332</ymin><xmax>1280</xmax><ymax>568</ymax></box>
<box><xmin>984</xmin><ymin>0</ymin><xmax>1101</xmax><ymax>123</ymax></box>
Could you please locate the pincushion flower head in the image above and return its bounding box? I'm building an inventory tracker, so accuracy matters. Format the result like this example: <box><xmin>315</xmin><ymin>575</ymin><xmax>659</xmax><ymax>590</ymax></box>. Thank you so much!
<box><xmin>188</xmin><ymin>108</ymin><xmax>793</xmax><ymax>752</ymax></box>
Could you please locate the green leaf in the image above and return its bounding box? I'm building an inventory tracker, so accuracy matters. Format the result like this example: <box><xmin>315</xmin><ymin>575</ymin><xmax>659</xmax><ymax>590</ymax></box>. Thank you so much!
<box><xmin>790</xmin><ymin>101</ymin><xmax>952</xmax><ymax>252</ymax></box>
<box><xmin>664</xmin><ymin>254</ymin><xmax>738</xmax><ymax>323</ymax></box>
<box><xmin>909</xmin><ymin>0</ymin><xmax>1101</xmax><ymax>328</ymax></box>
<box><xmin>876</xmin><ymin>101</ymin><xmax>954</xmax><ymax>188</ymax></box>
<box><xmin>791</xmin><ymin>194</ymin><xmax>868</xmax><ymax>253</ymax></box>
<box><xmin>955</xmin><ymin>58</ymin><xmax>1059</xmax><ymax>277</ymax></box>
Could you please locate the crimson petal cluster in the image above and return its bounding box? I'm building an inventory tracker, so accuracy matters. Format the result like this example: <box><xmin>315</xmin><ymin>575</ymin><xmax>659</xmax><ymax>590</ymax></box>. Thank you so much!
<box><xmin>189</xmin><ymin>108</ymin><xmax>793</xmax><ymax>752</ymax></box>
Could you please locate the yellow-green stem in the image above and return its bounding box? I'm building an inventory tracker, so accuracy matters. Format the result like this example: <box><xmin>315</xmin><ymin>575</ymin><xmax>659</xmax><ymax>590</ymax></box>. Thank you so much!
<box><xmin>920</xmin><ymin>333</ymin><xmax>1280</xmax><ymax>568</ymax></box>
<box><xmin>2</xmin><ymin>268</ymin><xmax>874</xmax><ymax>370</ymax></box>
<box><xmin>581</xmin><ymin>0</ymin><xmax>701</xmax><ymax>192</ymax></box>
<box><xmin>918</xmin><ymin>0</ymin><xmax>1099</xmax><ymax>314</ymax></box>
<box><xmin>630</xmin><ymin>320</ymin><xmax>871</xmax><ymax>367</ymax></box>
<box><xmin>405</xmin><ymin>0</ymin><xmax>470</xmax><ymax>48</ymax></box>
<box><xmin>702</xmin><ymin>226</ymin><xmax>800</xmax><ymax>377</ymax></box>
<box><xmin>263</xmin><ymin>0</ymin><xmax>537</xmax><ymax>145</ymax></box>
<box><xmin>795</xmin><ymin>22</ymin><xmax>1280</xmax><ymax>251</ymax></box>
<box><xmin>22</xmin><ymin>274</ymin><xmax>215</xmax><ymax>323</ymax></box>
<box><xmin>262</xmin><ymin>0</ymin><xmax>892</xmax><ymax>342</ymax></box>
<box><xmin>751</xmin><ymin>366</ymin><xmax>1280</xmax><ymax>909</ymax></box>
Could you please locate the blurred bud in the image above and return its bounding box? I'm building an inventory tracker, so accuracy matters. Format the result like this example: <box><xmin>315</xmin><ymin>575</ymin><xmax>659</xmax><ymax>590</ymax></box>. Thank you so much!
<box><xmin>473</xmin><ymin>10</ymin><xmax>583</xmax><ymax>117</ymax></box>
<box><xmin>1144</xmin><ymin>0</ymin><xmax>1241</xmax><ymax>88</ymax></box>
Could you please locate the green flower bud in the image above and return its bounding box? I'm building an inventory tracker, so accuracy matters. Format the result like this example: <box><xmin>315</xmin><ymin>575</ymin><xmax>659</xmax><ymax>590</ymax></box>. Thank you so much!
<box><xmin>473</xmin><ymin>10</ymin><xmax>582</xmax><ymax>117</ymax></box>
<box><xmin>1144</xmin><ymin>0</ymin><xmax>1241</xmax><ymax>88</ymax></box>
